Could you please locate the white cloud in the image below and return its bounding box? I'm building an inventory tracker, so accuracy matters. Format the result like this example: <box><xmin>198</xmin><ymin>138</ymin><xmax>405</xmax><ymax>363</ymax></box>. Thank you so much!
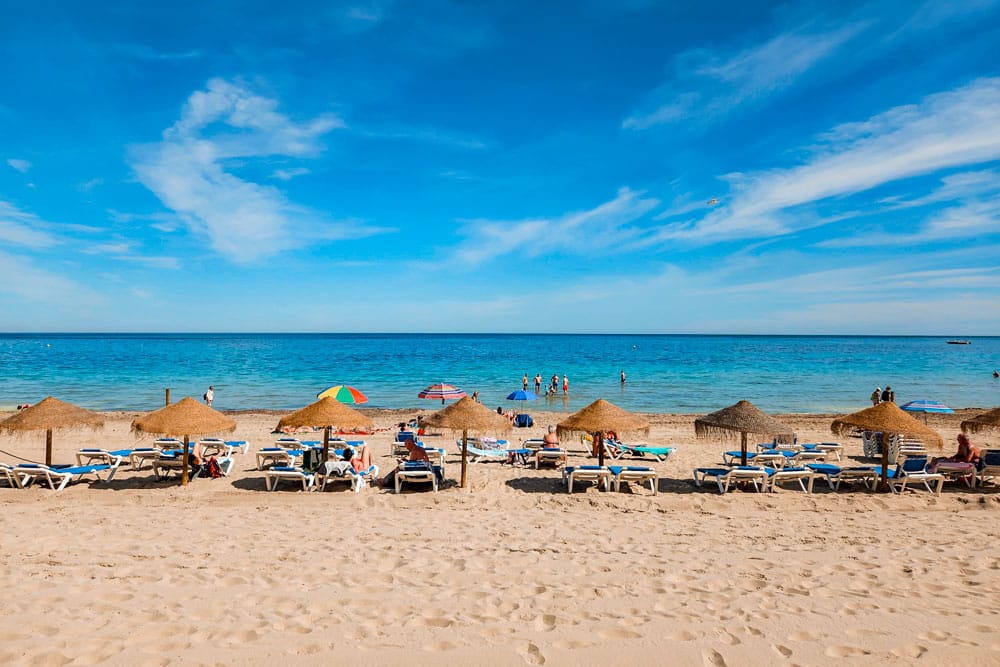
<box><xmin>271</xmin><ymin>167</ymin><xmax>310</xmax><ymax>181</ymax></box>
<box><xmin>6</xmin><ymin>158</ymin><xmax>31</xmax><ymax>173</ymax></box>
<box><xmin>655</xmin><ymin>78</ymin><xmax>1000</xmax><ymax>243</ymax></box>
<box><xmin>0</xmin><ymin>250</ymin><xmax>100</xmax><ymax>306</ymax></box>
<box><xmin>0</xmin><ymin>201</ymin><xmax>58</xmax><ymax>248</ymax></box>
<box><xmin>623</xmin><ymin>23</ymin><xmax>863</xmax><ymax>130</ymax></box>
<box><xmin>130</xmin><ymin>78</ymin><xmax>384</xmax><ymax>262</ymax></box>
<box><xmin>452</xmin><ymin>187</ymin><xmax>659</xmax><ymax>264</ymax></box>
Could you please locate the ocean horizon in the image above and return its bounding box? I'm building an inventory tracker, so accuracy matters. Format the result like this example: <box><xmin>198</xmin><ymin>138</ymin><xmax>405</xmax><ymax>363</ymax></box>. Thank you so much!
<box><xmin>1</xmin><ymin>333</ymin><xmax>997</xmax><ymax>414</ymax></box>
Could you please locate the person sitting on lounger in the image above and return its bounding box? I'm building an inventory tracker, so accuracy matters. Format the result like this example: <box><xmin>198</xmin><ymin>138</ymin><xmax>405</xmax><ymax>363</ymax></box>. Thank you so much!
<box><xmin>929</xmin><ymin>433</ymin><xmax>981</xmax><ymax>471</ymax></box>
<box><xmin>543</xmin><ymin>425</ymin><xmax>560</xmax><ymax>447</ymax></box>
<box><xmin>404</xmin><ymin>439</ymin><xmax>431</xmax><ymax>463</ymax></box>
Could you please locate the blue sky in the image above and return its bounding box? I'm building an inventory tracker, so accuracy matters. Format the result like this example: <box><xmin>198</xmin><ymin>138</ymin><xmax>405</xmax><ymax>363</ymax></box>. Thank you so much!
<box><xmin>1</xmin><ymin>0</ymin><xmax>999</xmax><ymax>334</ymax></box>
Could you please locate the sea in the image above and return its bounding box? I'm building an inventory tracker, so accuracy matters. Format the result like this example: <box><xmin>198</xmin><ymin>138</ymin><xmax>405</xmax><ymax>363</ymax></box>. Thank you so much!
<box><xmin>0</xmin><ymin>334</ymin><xmax>997</xmax><ymax>414</ymax></box>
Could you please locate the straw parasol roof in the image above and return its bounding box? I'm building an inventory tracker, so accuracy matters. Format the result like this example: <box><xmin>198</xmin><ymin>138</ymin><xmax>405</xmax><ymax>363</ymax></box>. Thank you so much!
<box><xmin>830</xmin><ymin>401</ymin><xmax>943</xmax><ymax>448</ymax></box>
<box><xmin>558</xmin><ymin>399</ymin><xmax>649</xmax><ymax>468</ymax></box>
<box><xmin>0</xmin><ymin>396</ymin><xmax>104</xmax><ymax>433</ymax></box>
<box><xmin>275</xmin><ymin>396</ymin><xmax>372</xmax><ymax>431</ymax></box>
<box><xmin>694</xmin><ymin>400</ymin><xmax>793</xmax><ymax>441</ymax></box>
<box><xmin>131</xmin><ymin>396</ymin><xmax>236</xmax><ymax>438</ymax></box>
<box><xmin>831</xmin><ymin>401</ymin><xmax>943</xmax><ymax>492</ymax></box>
<box><xmin>556</xmin><ymin>399</ymin><xmax>649</xmax><ymax>440</ymax></box>
<box><xmin>422</xmin><ymin>397</ymin><xmax>511</xmax><ymax>489</ymax></box>
<box><xmin>421</xmin><ymin>397</ymin><xmax>512</xmax><ymax>433</ymax></box>
<box><xmin>1</xmin><ymin>396</ymin><xmax>106</xmax><ymax>466</ymax></box>
<box><xmin>961</xmin><ymin>407</ymin><xmax>1000</xmax><ymax>435</ymax></box>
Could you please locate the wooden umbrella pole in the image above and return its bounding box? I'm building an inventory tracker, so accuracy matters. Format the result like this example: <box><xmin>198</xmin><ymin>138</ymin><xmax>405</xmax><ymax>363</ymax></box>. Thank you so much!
<box><xmin>461</xmin><ymin>429</ymin><xmax>468</xmax><ymax>488</ymax></box>
<box><xmin>597</xmin><ymin>431</ymin><xmax>604</xmax><ymax>467</ymax></box>
<box><xmin>878</xmin><ymin>433</ymin><xmax>890</xmax><ymax>492</ymax></box>
<box><xmin>45</xmin><ymin>429</ymin><xmax>53</xmax><ymax>467</ymax></box>
<box><xmin>165</xmin><ymin>388</ymin><xmax>170</xmax><ymax>406</ymax></box>
<box><xmin>181</xmin><ymin>435</ymin><xmax>190</xmax><ymax>486</ymax></box>
<box><xmin>322</xmin><ymin>426</ymin><xmax>331</xmax><ymax>465</ymax></box>
<box><xmin>741</xmin><ymin>431</ymin><xmax>748</xmax><ymax>466</ymax></box>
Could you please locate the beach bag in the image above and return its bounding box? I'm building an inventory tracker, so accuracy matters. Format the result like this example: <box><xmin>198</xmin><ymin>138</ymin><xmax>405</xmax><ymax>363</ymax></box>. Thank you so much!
<box><xmin>202</xmin><ymin>457</ymin><xmax>223</xmax><ymax>479</ymax></box>
<box><xmin>203</xmin><ymin>392</ymin><xmax>208</xmax><ymax>401</ymax></box>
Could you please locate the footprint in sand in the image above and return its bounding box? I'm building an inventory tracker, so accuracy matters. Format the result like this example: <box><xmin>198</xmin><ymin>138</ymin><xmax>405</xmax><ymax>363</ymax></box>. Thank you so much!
<box><xmin>920</xmin><ymin>630</ymin><xmax>950</xmax><ymax>642</ymax></box>
<box><xmin>715</xmin><ymin>630</ymin><xmax>741</xmax><ymax>645</ymax></box>
<box><xmin>421</xmin><ymin>641</ymin><xmax>458</xmax><ymax>652</ymax></box>
<box><xmin>788</xmin><ymin>631</ymin><xmax>820</xmax><ymax>642</ymax></box>
<box><xmin>670</xmin><ymin>630</ymin><xmax>697</xmax><ymax>641</ymax></box>
<box><xmin>891</xmin><ymin>644</ymin><xmax>928</xmax><ymax>658</ymax></box>
<box><xmin>533</xmin><ymin>614</ymin><xmax>557</xmax><ymax>632</ymax></box>
<box><xmin>518</xmin><ymin>641</ymin><xmax>546</xmax><ymax>665</ymax></box>
<box><xmin>824</xmin><ymin>645</ymin><xmax>871</xmax><ymax>658</ymax></box>
<box><xmin>771</xmin><ymin>644</ymin><xmax>792</xmax><ymax>658</ymax></box>
<box><xmin>701</xmin><ymin>648</ymin><xmax>727</xmax><ymax>667</ymax></box>
<box><xmin>598</xmin><ymin>628</ymin><xmax>642</xmax><ymax>640</ymax></box>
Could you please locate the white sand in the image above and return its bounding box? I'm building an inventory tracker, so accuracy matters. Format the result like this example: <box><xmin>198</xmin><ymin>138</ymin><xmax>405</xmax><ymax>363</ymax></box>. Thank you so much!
<box><xmin>1</xmin><ymin>409</ymin><xmax>998</xmax><ymax>666</ymax></box>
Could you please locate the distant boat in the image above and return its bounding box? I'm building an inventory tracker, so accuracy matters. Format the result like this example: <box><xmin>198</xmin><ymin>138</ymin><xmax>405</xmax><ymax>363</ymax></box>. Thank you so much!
<box><xmin>947</xmin><ymin>340</ymin><xmax>971</xmax><ymax>345</ymax></box>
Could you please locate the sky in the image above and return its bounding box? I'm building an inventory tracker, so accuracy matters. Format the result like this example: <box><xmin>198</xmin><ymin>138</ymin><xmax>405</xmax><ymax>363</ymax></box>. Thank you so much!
<box><xmin>1</xmin><ymin>0</ymin><xmax>999</xmax><ymax>334</ymax></box>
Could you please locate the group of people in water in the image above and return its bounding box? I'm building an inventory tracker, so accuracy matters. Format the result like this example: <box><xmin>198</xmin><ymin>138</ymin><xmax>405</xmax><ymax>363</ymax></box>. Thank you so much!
<box><xmin>522</xmin><ymin>373</ymin><xmax>569</xmax><ymax>397</ymax></box>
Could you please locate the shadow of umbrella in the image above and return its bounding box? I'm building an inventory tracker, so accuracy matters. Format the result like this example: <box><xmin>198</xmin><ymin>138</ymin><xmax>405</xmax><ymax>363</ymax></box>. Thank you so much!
<box><xmin>557</xmin><ymin>399</ymin><xmax>649</xmax><ymax>468</ymax></box>
<box><xmin>0</xmin><ymin>396</ymin><xmax>104</xmax><ymax>466</ymax></box>
<box><xmin>831</xmin><ymin>401</ymin><xmax>943</xmax><ymax>492</ymax></box>
<box><xmin>276</xmin><ymin>397</ymin><xmax>372</xmax><ymax>463</ymax></box>
<box><xmin>421</xmin><ymin>397</ymin><xmax>511</xmax><ymax>488</ymax></box>
<box><xmin>961</xmin><ymin>407</ymin><xmax>1000</xmax><ymax>438</ymax></box>
<box><xmin>132</xmin><ymin>397</ymin><xmax>236</xmax><ymax>486</ymax></box>
<box><xmin>695</xmin><ymin>400</ymin><xmax>793</xmax><ymax>467</ymax></box>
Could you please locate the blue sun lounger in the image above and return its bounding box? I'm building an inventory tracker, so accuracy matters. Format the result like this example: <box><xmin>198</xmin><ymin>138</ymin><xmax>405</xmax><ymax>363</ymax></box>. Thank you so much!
<box><xmin>607</xmin><ymin>466</ymin><xmax>658</xmax><ymax>494</ymax></box>
<box><xmin>693</xmin><ymin>466</ymin><xmax>769</xmax><ymax>493</ymax></box>
<box><xmin>264</xmin><ymin>466</ymin><xmax>315</xmax><ymax>491</ymax></box>
<box><xmin>76</xmin><ymin>448</ymin><xmax>136</xmax><ymax>467</ymax></box>
<box><xmin>762</xmin><ymin>466</ymin><xmax>816</xmax><ymax>493</ymax></box>
<box><xmin>395</xmin><ymin>461</ymin><xmax>440</xmax><ymax>493</ymax></box>
<box><xmin>15</xmin><ymin>462</ymin><xmax>119</xmax><ymax>491</ymax></box>
<box><xmin>562</xmin><ymin>465</ymin><xmax>612</xmax><ymax>493</ymax></box>
<box><xmin>876</xmin><ymin>456</ymin><xmax>944</xmax><ymax>494</ymax></box>
<box><xmin>1</xmin><ymin>462</ymin><xmax>25</xmax><ymax>488</ymax></box>
<box><xmin>805</xmin><ymin>463</ymin><xmax>879</xmax><ymax>490</ymax></box>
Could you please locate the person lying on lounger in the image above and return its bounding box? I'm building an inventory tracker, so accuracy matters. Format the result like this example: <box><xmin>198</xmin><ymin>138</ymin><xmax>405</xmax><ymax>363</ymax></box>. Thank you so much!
<box><xmin>929</xmin><ymin>433</ymin><xmax>981</xmax><ymax>471</ymax></box>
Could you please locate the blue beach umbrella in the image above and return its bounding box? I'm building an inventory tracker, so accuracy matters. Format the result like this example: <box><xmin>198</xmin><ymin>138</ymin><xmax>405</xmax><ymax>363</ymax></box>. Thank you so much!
<box><xmin>900</xmin><ymin>400</ymin><xmax>954</xmax><ymax>414</ymax></box>
<box><xmin>506</xmin><ymin>390</ymin><xmax>538</xmax><ymax>402</ymax></box>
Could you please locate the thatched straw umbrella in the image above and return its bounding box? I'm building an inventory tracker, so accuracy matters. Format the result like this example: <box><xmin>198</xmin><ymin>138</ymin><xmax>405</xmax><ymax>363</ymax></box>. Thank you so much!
<box><xmin>557</xmin><ymin>399</ymin><xmax>649</xmax><ymax>468</ymax></box>
<box><xmin>421</xmin><ymin>397</ymin><xmax>511</xmax><ymax>488</ymax></box>
<box><xmin>961</xmin><ymin>407</ymin><xmax>1000</xmax><ymax>435</ymax></box>
<box><xmin>132</xmin><ymin>397</ymin><xmax>236</xmax><ymax>485</ymax></box>
<box><xmin>276</xmin><ymin>397</ymin><xmax>372</xmax><ymax>463</ymax></box>
<box><xmin>695</xmin><ymin>400</ymin><xmax>793</xmax><ymax>467</ymax></box>
<box><xmin>831</xmin><ymin>401</ymin><xmax>943</xmax><ymax>492</ymax></box>
<box><xmin>0</xmin><ymin>396</ymin><xmax>105</xmax><ymax>466</ymax></box>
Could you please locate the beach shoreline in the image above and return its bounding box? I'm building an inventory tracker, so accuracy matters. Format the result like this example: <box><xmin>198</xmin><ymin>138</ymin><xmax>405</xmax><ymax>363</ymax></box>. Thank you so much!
<box><xmin>2</xmin><ymin>408</ymin><xmax>998</xmax><ymax>665</ymax></box>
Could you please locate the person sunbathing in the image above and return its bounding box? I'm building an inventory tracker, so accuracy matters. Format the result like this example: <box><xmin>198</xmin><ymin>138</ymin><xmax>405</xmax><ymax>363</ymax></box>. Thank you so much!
<box><xmin>929</xmin><ymin>433</ymin><xmax>981</xmax><ymax>471</ymax></box>
<box><xmin>404</xmin><ymin>439</ymin><xmax>431</xmax><ymax>463</ymax></box>
<box><xmin>350</xmin><ymin>443</ymin><xmax>373</xmax><ymax>472</ymax></box>
<box><xmin>543</xmin><ymin>425</ymin><xmax>560</xmax><ymax>447</ymax></box>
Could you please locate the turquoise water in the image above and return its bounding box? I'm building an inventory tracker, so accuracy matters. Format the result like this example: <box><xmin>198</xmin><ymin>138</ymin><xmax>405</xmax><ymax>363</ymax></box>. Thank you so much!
<box><xmin>1</xmin><ymin>334</ymin><xmax>998</xmax><ymax>413</ymax></box>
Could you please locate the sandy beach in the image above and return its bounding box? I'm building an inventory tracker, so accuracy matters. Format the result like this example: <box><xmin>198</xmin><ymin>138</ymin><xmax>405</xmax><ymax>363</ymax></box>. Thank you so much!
<box><xmin>2</xmin><ymin>408</ymin><xmax>999</xmax><ymax>666</ymax></box>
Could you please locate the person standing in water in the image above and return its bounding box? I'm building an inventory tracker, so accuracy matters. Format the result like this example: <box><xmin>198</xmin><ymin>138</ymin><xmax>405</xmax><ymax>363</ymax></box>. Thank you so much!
<box><xmin>522</xmin><ymin>373</ymin><xmax>528</xmax><ymax>390</ymax></box>
<box><xmin>204</xmin><ymin>385</ymin><xmax>214</xmax><ymax>407</ymax></box>
<box><xmin>534</xmin><ymin>373</ymin><xmax>542</xmax><ymax>393</ymax></box>
<box><xmin>620</xmin><ymin>370</ymin><xmax>626</xmax><ymax>384</ymax></box>
<box><xmin>562</xmin><ymin>375</ymin><xmax>569</xmax><ymax>395</ymax></box>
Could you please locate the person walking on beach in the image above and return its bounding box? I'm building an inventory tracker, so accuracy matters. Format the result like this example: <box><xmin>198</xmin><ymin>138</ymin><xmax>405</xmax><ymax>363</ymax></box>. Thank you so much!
<box><xmin>204</xmin><ymin>385</ymin><xmax>214</xmax><ymax>407</ymax></box>
<box><xmin>870</xmin><ymin>387</ymin><xmax>881</xmax><ymax>406</ymax></box>
<box><xmin>534</xmin><ymin>373</ymin><xmax>542</xmax><ymax>393</ymax></box>
<box><xmin>522</xmin><ymin>374</ymin><xmax>528</xmax><ymax>390</ymax></box>
<box><xmin>562</xmin><ymin>375</ymin><xmax>569</xmax><ymax>395</ymax></box>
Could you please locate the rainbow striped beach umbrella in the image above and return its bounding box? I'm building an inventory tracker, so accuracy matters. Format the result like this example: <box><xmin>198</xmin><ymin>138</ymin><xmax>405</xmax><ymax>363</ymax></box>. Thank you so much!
<box><xmin>900</xmin><ymin>400</ymin><xmax>953</xmax><ymax>414</ymax></box>
<box><xmin>418</xmin><ymin>383</ymin><xmax>466</xmax><ymax>404</ymax></box>
<box><xmin>316</xmin><ymin>385</ymin><xmax>368</xmax><ymax>404</ymax></box>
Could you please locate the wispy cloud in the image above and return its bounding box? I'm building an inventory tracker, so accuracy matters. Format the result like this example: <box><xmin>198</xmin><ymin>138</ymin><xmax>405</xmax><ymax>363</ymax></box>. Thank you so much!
<box><xmin>0</xmin><ymin>201</ymin><xmax>59</xmax><ymax>248</ymax></box>
<box><xmin>452</xmin><ymin>187</ymin><xmax>659</xmax><ymax>264</ymax></box>
<box><xmin>653</xmin><ymin>78</ymin><xmax>1000</xmax><ymax>243</ymax></box>
<box><xmin>271</xmin><ymin>167</ymin><xmax>310</xmax><ymax>181</ymax></box>
<box><xmin>817</xmin><ymin>170</ymin><xmax>1000</xmax><ymax>248</ymax></box>
<box><xmin>623</xmin><ymin>23</ymin><xmax>863</xmax><ymax>130</ymax></box>
<box><xmin>6</xmin><ymin>158</ymin><xmax>31</xmax><ymax>173</ymax></box>
<box><xmin>130</xmin><ymin>78</ymin><xmax>387</xmax><ymax>262</ymax></box>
